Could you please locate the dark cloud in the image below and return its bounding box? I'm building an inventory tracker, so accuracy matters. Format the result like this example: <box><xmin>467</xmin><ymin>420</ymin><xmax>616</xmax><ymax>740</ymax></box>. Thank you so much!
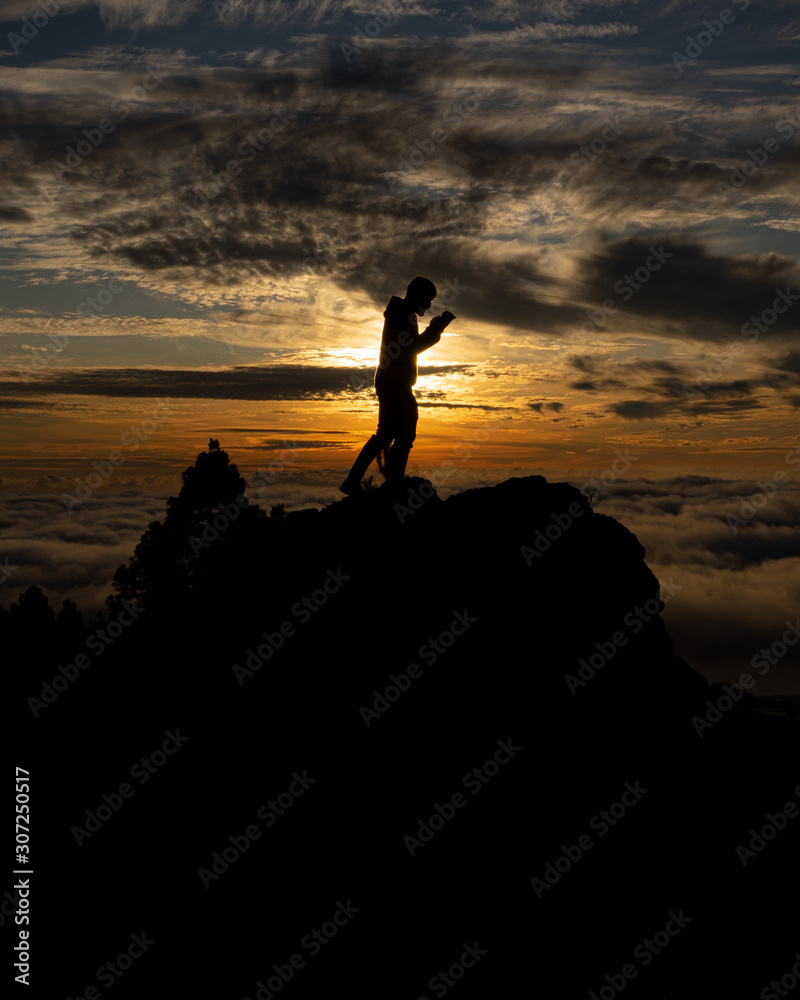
<box><xmin>571</xmin><ymin>356</ymin><xmax>599</xmax><ymax>373</ymax></box>
<box><xmin>610</xmin><ymin>400</ymin><xmax>674</xmax><ymax>420</ymax></box>
<box><xmin>0</xmin><ymin>363</ymin><xmax>470</xmax><ymax>401</ymax></box>
<box><xmin>0</xmin><ymin>398</ymin><xmax>51</xmax><ymax>409</ymax></box>
<box><xmin>0</xmin><ymin>206</ymin><xmax>31</xmax><ymax>221</ymax></box>
<box><xmin>418</xmin><ymin>401</ymin><xmax>509</xmax><ymax>409</ymax></box>
<box><xmin>564</xmin><ymin>353</ymin><xmax>798</xmax><ymax>420</ymax></box>
<box><xmin>574</xmin><ymin>237</ymin><xmax>800</xmax><ymax>344</ymax></box>
<box><xmin>258</xmin><ymin>439</ymin><xmax>350</xmax><ymax>449</ymax></box>
<box><xmin>528</xmin><ymin>400</ymin><xmax>563</xmax><ymax>413</ymax></box>
<box><xmin>211</xmin><ymin>427</ymin><xmax>351</xmax><ymax>433</ymax></box>
<box><xmin>773</xmin><ymin>351</ymin><xmax>800</xmax><ymax>374</ymax></box>
<box><xmin>2</xmin><ymin>31</ymin><xmax>798</xmax><ymax>362</ymax></box>
<box><xmin>634</xmin><ymin>154</ymin><xmax>727</xmax><ymax>183</ymax></box>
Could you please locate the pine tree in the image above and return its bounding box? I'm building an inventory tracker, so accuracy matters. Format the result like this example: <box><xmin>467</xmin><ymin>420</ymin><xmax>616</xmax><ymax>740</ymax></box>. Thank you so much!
<box><xmin>108</xmin><ymin>439</ymin><xmax>257</xmax><ymax>609</ymax></box>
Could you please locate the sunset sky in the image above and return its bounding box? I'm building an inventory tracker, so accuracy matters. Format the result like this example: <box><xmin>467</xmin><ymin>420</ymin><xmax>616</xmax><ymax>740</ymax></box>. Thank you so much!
<box><xmin>1</xmin><ymin>0</ymin><xmax>799</xmax><ymax>691</ymax></box>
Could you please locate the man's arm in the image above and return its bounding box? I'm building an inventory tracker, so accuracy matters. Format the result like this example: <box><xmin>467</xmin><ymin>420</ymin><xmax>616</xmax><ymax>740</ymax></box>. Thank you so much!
<box><xmin>416</xmin><ymin>311</ymin><xmax>456</xmax><ymax>353</ymax></box>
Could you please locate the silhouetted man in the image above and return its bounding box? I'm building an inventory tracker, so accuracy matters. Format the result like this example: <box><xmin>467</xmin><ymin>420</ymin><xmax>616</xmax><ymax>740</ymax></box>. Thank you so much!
<box><xmin>340</xmin><ymin>275</ymin><xmax>455</xmax><ymax>495</ymax></box>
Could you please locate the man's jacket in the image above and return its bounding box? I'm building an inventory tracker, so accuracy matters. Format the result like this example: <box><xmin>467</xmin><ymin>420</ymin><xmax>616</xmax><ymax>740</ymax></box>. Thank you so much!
<box><xmin>373</xmin><ymin>295</ymin><xmax>442</xmax><ymax>392</ymax></box>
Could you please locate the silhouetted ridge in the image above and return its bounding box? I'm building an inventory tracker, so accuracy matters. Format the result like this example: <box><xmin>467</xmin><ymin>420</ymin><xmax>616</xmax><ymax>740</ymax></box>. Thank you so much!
<box><xmin>14</xmin><ymin>441</ymin><xmax>800</xmax><ymax>1000</ymax></box>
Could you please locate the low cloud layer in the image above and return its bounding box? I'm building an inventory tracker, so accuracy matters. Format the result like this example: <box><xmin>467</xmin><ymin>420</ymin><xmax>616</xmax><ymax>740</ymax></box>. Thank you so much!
<box><xmin>2</xmin><ymin>472</ymin><xmax>798</xmax><ymax>694</ymax></box>
<box><xmin>2</xmin><ymin>0</ymin><xmax>799</xmax><ymax>698</ymax></box>
<box><xmin>595</xmin><ymin>476</ymin><xmax>800</xmax><ymax>694</ymax></box>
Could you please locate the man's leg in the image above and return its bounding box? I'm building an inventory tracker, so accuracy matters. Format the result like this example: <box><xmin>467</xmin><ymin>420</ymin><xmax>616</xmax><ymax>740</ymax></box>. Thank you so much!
<box><xmin>375</xmin><ymin>390</ymin><xmax>398</xmax><ymax>478</ymax></box>
<box><xmin>344</xmin><ymin>434</ymin><xmax>381</xmax><ymax>484</ymax></box>
<box><xmin>385</xmin><ymin>390</ymin><xmax>418</xmax><ymax>485</ymax></box>
<box><xmin>340</xmin><ymin>395</ymin><xmax>393</xmax><ymax>493</ymax></box>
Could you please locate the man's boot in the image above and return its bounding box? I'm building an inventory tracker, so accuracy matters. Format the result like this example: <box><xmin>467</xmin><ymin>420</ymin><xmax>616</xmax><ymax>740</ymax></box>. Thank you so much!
<box><xmin>340</xmin><ymin>435</ymin><xmax>381</xmax><ymax>494</ymax></box>
<box><xmin>385</xmin><ymin>443</ymin><xmax>411</xmax><ymax>487</ymax></box>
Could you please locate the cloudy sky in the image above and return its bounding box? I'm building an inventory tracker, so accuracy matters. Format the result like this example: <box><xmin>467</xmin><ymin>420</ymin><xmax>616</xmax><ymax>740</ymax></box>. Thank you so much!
<box><xmin>1</xmin><ymin>0</ymin><xmax>799</xmax><ymax>691</ymax></box>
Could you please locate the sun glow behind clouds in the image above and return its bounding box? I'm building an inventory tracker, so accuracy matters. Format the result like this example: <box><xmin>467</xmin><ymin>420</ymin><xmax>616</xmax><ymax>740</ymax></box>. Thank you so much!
<box><xmin>2</xmin><ymin>0</ymin><xmax>800</xmax><ymax>692</ymax></box>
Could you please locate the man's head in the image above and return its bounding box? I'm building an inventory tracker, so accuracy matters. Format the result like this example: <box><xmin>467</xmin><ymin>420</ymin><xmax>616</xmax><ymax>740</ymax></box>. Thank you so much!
<box><xmin>405</xmin><ymin>275</ymin><xmax>437</xmax><ymax>316</ymax></box>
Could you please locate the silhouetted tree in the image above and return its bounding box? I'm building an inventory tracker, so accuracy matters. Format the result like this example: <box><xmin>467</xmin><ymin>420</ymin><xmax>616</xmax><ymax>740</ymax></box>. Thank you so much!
<box><xmin>108</xmin><ymin>438</ymin><xmax>261</xmax><ymax>610</ymax></box>
<box><xmin>6</xmin><ymin>585</ymin><xmax>57</xmax><ymax>668</ymax></box>
<box><xmin>10</xmin><ymin>584</ymin><xmax>55</xmax><ymax>632</ymax></box>
<box><xmin>54</xmin><ymin>598</ymin><xmax>86</xmax><ymax>655</ymax></box>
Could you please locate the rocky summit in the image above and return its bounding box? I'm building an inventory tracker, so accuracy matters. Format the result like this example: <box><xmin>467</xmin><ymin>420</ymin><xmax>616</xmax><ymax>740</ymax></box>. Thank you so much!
<box><xmin>14</xmin><ymin>441</ymin><xmax>800</xmax><ymax>999</ymax></box>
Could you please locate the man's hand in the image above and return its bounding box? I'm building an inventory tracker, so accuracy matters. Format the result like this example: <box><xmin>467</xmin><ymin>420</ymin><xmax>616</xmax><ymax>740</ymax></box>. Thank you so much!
<box><xmin>433</xmin><ymin>310</ymin><xmax>456</xmax><ymax>329</ymax></box>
